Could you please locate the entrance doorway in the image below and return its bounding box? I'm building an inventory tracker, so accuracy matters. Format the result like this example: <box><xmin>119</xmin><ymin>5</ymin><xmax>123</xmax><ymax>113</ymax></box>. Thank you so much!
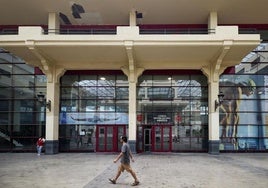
<box><xmin>144</xmin><ymin>128</ymin><xmax>151</xmax><ymax>152</ymax></box>
<box><xmin>140</xmin><ymin>125</ymin><xmax>172</xmax><ymax>152</ymax></box>
<box><xmin>96</xmin><ymin>125</ymin><xmax>126</xmax><ymax>152</ymax></box>
<box><xmin>152</xmin><ymin>125</ymin><xmax>172</xmax><ymax>152</ymax></box>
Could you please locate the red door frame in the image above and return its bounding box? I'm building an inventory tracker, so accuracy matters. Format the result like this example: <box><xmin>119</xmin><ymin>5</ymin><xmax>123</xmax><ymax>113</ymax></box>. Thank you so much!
<box><xmin>95</xmin><ymin>125</ymin><xmax>126</xmax><ymax>152</ymax></box>
<box><xmin>151</xmin><ymin>125</ymin><xmax>172</xmax><ymax>152</ymax></box>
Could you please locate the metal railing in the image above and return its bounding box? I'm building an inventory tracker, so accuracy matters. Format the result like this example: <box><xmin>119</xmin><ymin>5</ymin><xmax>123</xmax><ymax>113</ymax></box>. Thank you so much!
<box><xmin>0</xmin><ymin>29</ymin><xmax>18</xmax><ymax>35</ymax></box>
<box><xmin>44</xmin><ymin>28</ymin><xmax>117</xmax><ymax>35</ymax></box>
<box><xmin>139</xmin><ymin>28</ymin><xmax>215</xmax><ymax>35</ymax></box>
<box><xmin>239</xmin><ymin>28</ymin><xmax>259</xmax><ymax>34</ymax></box>
<box><xmin>0</xmin><ymin>27</ymin><xmax>262</xmax><ymax>35</ymax></box>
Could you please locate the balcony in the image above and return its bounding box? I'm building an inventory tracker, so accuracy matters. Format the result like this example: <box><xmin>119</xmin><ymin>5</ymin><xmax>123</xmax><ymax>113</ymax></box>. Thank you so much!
<box><xmin>0</xmin><ymin>25</ymin><xmax>260</xmax><ymax>72</ymax></box>
<box><xmin>0</xmin><ymin>26</ymin><xmax>259</xmax><ymax>35</ymax></box>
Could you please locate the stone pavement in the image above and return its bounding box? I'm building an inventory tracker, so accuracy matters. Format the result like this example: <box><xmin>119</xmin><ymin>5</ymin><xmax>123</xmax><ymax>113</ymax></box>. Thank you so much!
<box><xmin>0</xmin><ymin>152</ymin><xmax>267</xmax><ymax>188</ymax></box>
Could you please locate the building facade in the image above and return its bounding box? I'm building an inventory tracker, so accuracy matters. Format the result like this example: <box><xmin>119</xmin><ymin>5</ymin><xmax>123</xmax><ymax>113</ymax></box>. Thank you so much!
<box><xmin>0</xmin><ymin>0</ymin><xmax>267</xmax><ymax>154</ymax></box>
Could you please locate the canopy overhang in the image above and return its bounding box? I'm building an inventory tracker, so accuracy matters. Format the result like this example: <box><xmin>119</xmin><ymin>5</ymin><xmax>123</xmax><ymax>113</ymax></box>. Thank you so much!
<box><xmin>0</xmin><ymin>26</ymin><xmax>260</xmax><ymax>72</ymax></box>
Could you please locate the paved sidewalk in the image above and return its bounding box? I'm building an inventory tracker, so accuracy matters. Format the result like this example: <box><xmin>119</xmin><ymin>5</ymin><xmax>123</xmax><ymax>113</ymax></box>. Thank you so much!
<box><xmin>0</xmin><ymin>153</ymin><xmax>267</xmax><ymax>188</ymax></box>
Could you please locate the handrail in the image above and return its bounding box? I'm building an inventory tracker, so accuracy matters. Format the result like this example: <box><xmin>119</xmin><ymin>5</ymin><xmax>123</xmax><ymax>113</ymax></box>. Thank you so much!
<box><xmin>44</xmin><ymin>28</ymin><xmax>117</xmax><ymax>35</ymax></box>
<box><xmin>239</xmin><ymin>28</ymin><xmax>259</xmax><ymax>34</ymax></box>
<box><xmin>0</xmin><ymin>29</ymin><xmax>18</xmax><ymax>35</ymax></box>
<box><xmin>0</xmin><ymin>27</ymin><xmax>261</xmax><ymax>35</ymax></box>
<box><xmin>139</xmin><ymin>28</ymin><xmax>215</xmax><ymax>35</ymax></box>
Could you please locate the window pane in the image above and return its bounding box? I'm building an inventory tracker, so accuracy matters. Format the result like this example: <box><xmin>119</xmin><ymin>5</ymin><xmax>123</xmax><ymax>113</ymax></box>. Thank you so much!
<box><xmin>13</xmin><ymin>64</ymin><xmax>34</xmax><ymax>74</ymax></box>
<box><xmin>0</xmin><ymin>64</ymin><xmax>12</xmax><ymax>86</ymax></box>
<box><xmin>0</xmin><ymin>87</ymin><xmax>12</xmax><ymax>99</ymax></box>
<box><xmin>13</xmin><ymin>75</ymin><xmax>34</xmax><ymax>87</ymax></box>
<box><xmin>61</xmin><ymin>75</ymin><xmax>78</xmax><ymax>86</ymax></box>
<box><xmin>116</xmin><ymin>87</ymin><xmax>128</xmax><ymax>99</ymax></box>
<box><xmin>36</xmin><ymin>75</ymin><xmax>47</xmax><ymax>87</ymax></box>
<box><xmin>14</xmin><ymin>88</ymin><xmax>35</xmax><ymax>99</ymax></box>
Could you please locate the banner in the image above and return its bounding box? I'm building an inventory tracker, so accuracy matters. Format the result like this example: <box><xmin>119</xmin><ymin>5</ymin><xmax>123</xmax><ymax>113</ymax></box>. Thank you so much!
<box><xmin>60</xmin><ymin>112</ymin><xmax>128</xmax><ymax>125</ymax></box>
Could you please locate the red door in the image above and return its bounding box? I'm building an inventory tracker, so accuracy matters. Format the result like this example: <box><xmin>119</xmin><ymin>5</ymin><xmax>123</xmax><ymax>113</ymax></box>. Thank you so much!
<box><xmin>152</xmin><ymin>125</ymin><xmax>172</xmax><ymax>152</ymax></box>
<box><xmin>96</xmin><ymin>125</ymin><xmax>126</xmax><ymax>152</ymax></box>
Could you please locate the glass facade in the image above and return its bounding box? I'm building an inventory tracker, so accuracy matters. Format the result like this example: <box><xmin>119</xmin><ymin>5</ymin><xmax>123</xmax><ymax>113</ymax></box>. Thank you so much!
<box><xmin>0</xmin><ymin>43</ymin><xmax>267</xmax><ymax>153</ymax></box>
<box><xmin>219</xmin><ymin>43</ymin><xmax>268</xmax><ymax>151</ymax></box>
<box><xmin>59</xmin><ymin>72</ymin><xmax>128</xmax><ymax>151</ymax></box>
<box><xmin>136</xmin><ymin>73</ymin><xmax>209</xmax><ymax>152</ymax></box>
<box><xmin>0</xmin><ymin>50</ymin><xmax>47</xmax><ymax>151</ymax></box>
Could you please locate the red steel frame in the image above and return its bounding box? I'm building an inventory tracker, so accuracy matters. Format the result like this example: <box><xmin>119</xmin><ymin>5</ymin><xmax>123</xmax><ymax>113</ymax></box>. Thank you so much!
<box><xmin>95</xmin><ymin>125</ymin><xmax>126</xmax><ymax>152</ymax></box>
<box><xmin>151</xmin><ymin>125</ymin><xmax>172</xmax><ymax>152</ymax></box>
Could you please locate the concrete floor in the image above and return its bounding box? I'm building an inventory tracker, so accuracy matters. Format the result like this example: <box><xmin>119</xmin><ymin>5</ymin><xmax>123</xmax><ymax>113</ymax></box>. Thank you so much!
<box><xmin>0</xmin><ymin>153</ymin><xmax>267</xmax><ymax>188</ymax></box>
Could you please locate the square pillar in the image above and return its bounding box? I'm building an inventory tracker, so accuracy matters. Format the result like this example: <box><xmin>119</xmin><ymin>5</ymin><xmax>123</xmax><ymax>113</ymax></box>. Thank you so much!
<box><xmin>208</xmin><ymin>81</ymin><xmax>220</xmax><ymax>154</ymax></box>
<box><xmin>48</xmin><ymin>12</ymin><xmax>60</xmax><ymax>34</ymax></box>
<box><xmin>45</xmin><ymin>82</ymin><xmax>60</xmax><ymax>154</ymax></box>
<box><xmin>128</xmin><ymin>81</ymin><xmax>137</xmax><ymax>153</ymax></box>
<box><xmin>208</xmin><ymin>12</ymin><xmax>218</xmax><ymax>31</ymax></box>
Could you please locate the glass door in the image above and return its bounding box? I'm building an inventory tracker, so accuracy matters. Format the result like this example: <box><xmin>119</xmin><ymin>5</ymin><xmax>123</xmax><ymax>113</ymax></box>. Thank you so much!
<box><xmin>144</xmin><ymin>128</ymin><xmax>152</xmax><ymax>152</ymax></box>
<box><xmin>152</xmin><ymin>125</ymin><xmax>171</xmax><ymax>152</ymax></box>
<box><xmin>96</xmin><ymin>126</ymin><xmax>113</xmax><ymax>152</ymax></box>
<box><xmin>96</xmin><ymin>125</ymin><xmax>126</xmax><ymax>152</ymax></box>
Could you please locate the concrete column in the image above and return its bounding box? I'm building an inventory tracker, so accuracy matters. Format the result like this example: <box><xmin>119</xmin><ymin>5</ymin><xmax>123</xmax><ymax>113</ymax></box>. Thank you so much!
<box><xmin>202</xmin><ymin>64</ymin><xmax>225</xmax><ymax>155</ymax></box>
<box><xmin>128</xmin><ymin>81</ymin><xmax>137</xmax><ymax>152</ymax></box>
<box><xmin>44</xmin><ymin>66</ymin><xmax>65</xmax><ymax>154</ymax></box>
<box><xmin>48</xmin><ymin>12</ymin><xmax>60</xmax><ymax>34</ymax></box>
<box><xmin>45</xmin><ymin>82</ymin><xmax>60</xmax><ymax>154</ymax></box>
<box><xmin>129</xmin><ymin>9</ymin><xmax>137</xmax><ymax>26</ymax></box>
<box><xmin>122</xmin><ymin>65</ymin><xmax>144</xmax><ymax>153</ymax></box>
<box><xmin>122</xmin><ymin>40</ymin><xmax>144</xmax><ymax>153</ymax></box>
<box><xmin>208</xmin><ymin>12</ymin><xmax>217</xmax><ymax>33</ymax></box>
<box><xmin>208</xmin><ymin>81</ymin><xmax>220</xmax><ymax>154</ymax></box>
